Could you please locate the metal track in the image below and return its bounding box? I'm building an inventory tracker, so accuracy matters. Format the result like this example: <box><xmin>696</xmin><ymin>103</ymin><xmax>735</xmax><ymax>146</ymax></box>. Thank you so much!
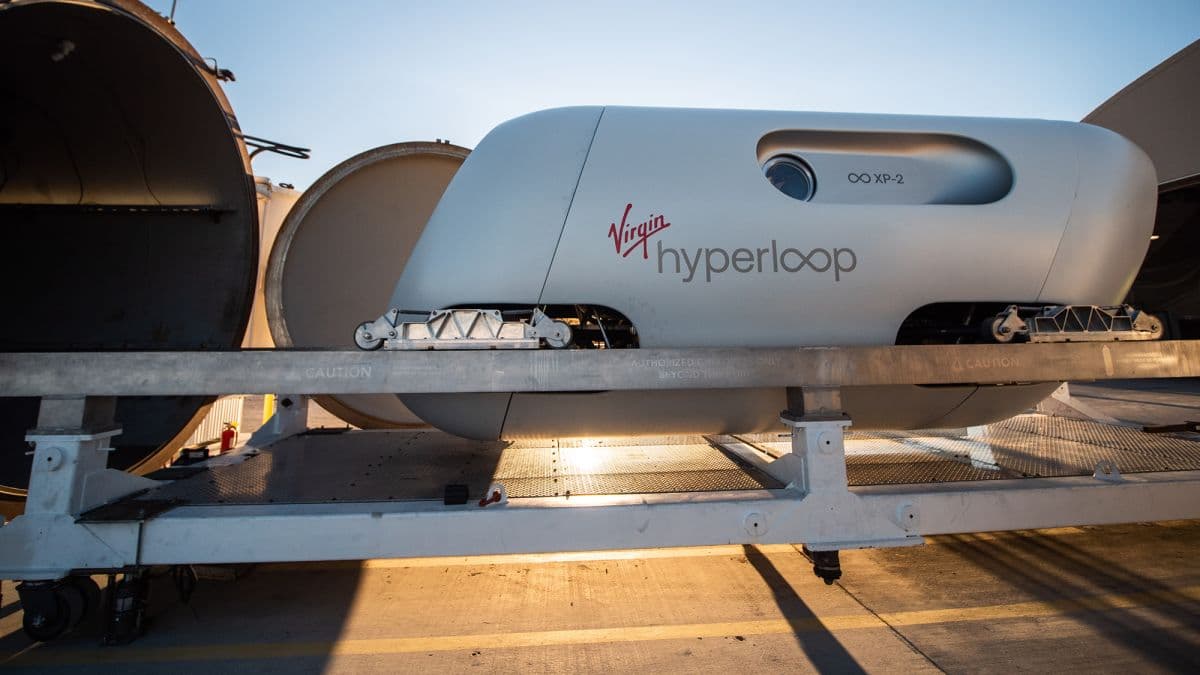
<box><xmin>1</xmin><ymin>340</ymin><xmax>1198</xmax><ymax>396</ymax></box>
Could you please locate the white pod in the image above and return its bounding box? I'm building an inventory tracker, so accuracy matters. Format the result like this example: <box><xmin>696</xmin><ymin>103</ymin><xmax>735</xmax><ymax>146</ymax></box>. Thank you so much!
<box><xmin>388</xmin><ymin>107</ymin><xmax>1157</xmax><ymax>440</ymax></box>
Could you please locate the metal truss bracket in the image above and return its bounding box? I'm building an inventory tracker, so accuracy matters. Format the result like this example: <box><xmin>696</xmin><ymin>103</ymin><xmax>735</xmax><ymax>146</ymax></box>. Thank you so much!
<box><xmin>248</xmin><ymin>394</ymin><xmax>310</xmax><ymax>447</ymax></box>
<box><xmin>1093</xmin><ymin>460</ymin><xmax>1124</xmax><ymax>483</ymax></box>
<box><xmin>988</xmin><ymin>304</ymin><xmax>1164</xmax><ymax>343</ymax></box>
<box><xmin>355</xmin><ymin>308</ymin><xmax>572</xmax><ymax>351</ymax></box>
<box><xmin>1036</xmin><ymin>383</ymin><xmax>1125</xmax><ymax>426</ymax></box>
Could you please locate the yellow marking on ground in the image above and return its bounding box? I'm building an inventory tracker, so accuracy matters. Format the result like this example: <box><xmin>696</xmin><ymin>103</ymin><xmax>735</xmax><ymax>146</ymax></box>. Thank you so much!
<box><xmin>2</xmin><ymin>617</ymin><xmax>873</xmax><ymax>667</ymax></box>
<box><xmin>879</xmin><ymin>585</ymin><xmax>1200</xmax><ymax>626</ymax></box>
<box><xmin>6</xmin><ymin>584</ymin><xmax>1198</xmax><ymax>667</ymax></box>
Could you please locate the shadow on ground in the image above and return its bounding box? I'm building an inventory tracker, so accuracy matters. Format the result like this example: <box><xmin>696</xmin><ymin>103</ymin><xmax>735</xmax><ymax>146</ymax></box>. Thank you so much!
<box><xmin>942</xmin><ymin>529</ymin><xmax>1200</xmax><ymax>670</ymax></box>
<box><xmin>743</xmin><ymin>545</ymin><xmax>867</xmax><ymax>674</ymax></box>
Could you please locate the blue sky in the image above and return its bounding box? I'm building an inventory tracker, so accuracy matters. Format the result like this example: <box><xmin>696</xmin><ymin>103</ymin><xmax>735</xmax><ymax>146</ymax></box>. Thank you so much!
<box><xmin>145</xmin><ymin>0</ymin><xmax>1200</xmax><ymax>190</ymax></box>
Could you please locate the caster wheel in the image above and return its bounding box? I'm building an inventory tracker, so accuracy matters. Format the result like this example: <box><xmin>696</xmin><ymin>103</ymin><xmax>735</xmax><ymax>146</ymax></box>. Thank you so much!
<box><xmin>58</xmin><ymin>581</ymin><xmax>87</xmax><ymax>630</ymax></box>
<box><xmin>544</xmin><ymin>322</ymin><xmax>573</xmax><ymax>349</ymax></box>
<box><xmin>989</xmin><ymin>316</ymin><xmax>1015</xmax><ymax>343</ymax></box>
<box><xmin>66</xmin><ymin>576</ymin><xmax>102</xmax><ymax>623</ymax></box>
<box><xmin>22</xmin><ymin>592</ymin><xmax>69</xmax><ymax>642</ymax></box>
<box><xmin>801</xmin><ymin>545</ymin><xmax>843</xmax><ymax>585</ymax></box>
<box><xmin>354</xmin><ymin>322</ymin><xmax>383</xmax><ymax>350</ymax></box>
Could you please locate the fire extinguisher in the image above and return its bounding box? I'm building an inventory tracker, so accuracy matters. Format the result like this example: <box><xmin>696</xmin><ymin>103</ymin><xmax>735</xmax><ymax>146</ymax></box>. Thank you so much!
<box><xmin>220</xmin><ymin>422</ymin><xmax>238</xmax><ymax>453</ymax></box>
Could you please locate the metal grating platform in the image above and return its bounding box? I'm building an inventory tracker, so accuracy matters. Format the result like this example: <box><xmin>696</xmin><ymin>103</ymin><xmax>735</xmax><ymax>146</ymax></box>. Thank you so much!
<box><xmin>87</xmin><ymin>414</ymin><xmax>1200</xmax><ymax>518</ymax></box>
<box><xmin>743</xmin><ymin>414</ymin><xmax>1200</xmax><ymax>483</ymax></box>
<box><xmin>104</xmin><ymin>431</ymin><xmax>781</xmax><ymax>513</ymax></box>
<box><xmin>715</xmin><ymin>432</ymin><xmax>1010</xmax><ymax>485</ymax></box>
<box><xmin>494</xmin><ymin>442</ymin><xmax>778</xmax><ymax>497</ymax></box>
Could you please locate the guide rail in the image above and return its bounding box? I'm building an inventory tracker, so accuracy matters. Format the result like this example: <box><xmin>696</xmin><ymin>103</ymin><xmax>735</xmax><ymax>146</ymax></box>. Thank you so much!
<box><xmin>1</xmin><ymin>340</ymin><xmax>1198</xmax><ymax>397</ymax></box>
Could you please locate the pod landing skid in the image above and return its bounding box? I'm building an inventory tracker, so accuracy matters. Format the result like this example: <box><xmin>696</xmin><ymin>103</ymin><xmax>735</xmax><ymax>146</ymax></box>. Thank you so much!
<box><xmin>987</xmin><ymin>304</ymin><xmax>1163</xmax><ymax>343</ymax></box>
<box><xmin>355</xmin><ymin>308</ymin><xmax>573</xmax><ymax>351</ymax></box>
<box><xmin>356</xmin><ymin>303</ymin><xmax>1163</xmax><ymax>353</ymax></box>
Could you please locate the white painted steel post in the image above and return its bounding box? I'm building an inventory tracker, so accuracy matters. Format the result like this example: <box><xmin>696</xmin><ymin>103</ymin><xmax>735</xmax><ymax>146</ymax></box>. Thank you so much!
<box><xmin>23</xmin><ymin>397</ymin><xmax>155</xmax><ymax>517</ymax></box>
<box><xmin>775</xmin><ymin>387</ymin><xmax>915</xmax><ymax>555</ymax></box>
<box><xmin>0</xmin><ymin>397</ymin><xmax>154</xmax><ymax>580</ymax></box>
<box><xmin>779</xmin><ymin>387</ymin><xmax>853</xmax><ymax>494</ymax></box>
<box><xmin>783</xmin><ymin>418</ymin><xmax>854</xmax><ymax>496</ymax></box>
<box><xmin>24</xmin><ymin>428</ymin><xmax>123</xmax><ymax>517</ymax></box>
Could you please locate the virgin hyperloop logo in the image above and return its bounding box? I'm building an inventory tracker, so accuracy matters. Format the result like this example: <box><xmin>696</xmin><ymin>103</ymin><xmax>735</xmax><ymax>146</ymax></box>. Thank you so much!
<box><xmin>606</xmin><ymin>202</ymin><xmax>857</xmax><ymax>283</ymax></box>
<box><xmin>608</xmin><ymin>202</ymin><xmax>671</xmax><ymax>259</ymax></box>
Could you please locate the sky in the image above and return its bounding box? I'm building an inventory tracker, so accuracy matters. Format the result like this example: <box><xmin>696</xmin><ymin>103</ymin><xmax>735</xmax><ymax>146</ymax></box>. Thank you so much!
<box><xmin>144</xmin><ymin>0</ymin><xmax>1200</xmax><ymax>190</ymax></box>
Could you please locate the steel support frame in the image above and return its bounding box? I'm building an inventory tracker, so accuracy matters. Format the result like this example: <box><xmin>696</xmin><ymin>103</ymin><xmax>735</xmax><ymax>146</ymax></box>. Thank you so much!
<box><xmin>4</xmin><ymin>387</ymin><xmax>1200</xmax><ymax>579</ymax></box>
<box><xmin>2</xmin><ymin>340</ymin><xmax>1199</xmax><ymax>397</ymax></box>
<box><xmin>5</xmin><ymin>469</ymin><xmax>1196</xmax><ymax>576</ymax></box>
<box><xmin>126</xmin><ymin>470</ymin><xmax>1199</xmax><ymax>567</ymax></box>
<box><xmin>2</xmin><ymin>344</ymin><xmax>1200</xmax><ymax>580</ymax></box>
<box><xmin>5</xmin><ymin>396</ymin><xmax>158</xmax><ymax>579</ymax></box>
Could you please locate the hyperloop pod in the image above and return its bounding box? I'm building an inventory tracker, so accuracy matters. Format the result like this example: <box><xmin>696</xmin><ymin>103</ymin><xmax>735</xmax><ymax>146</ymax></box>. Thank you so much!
<box><xmin>266</xmin><ymin>142</ymin><xmax>469</xmax><ymax>428</ymax></box>
<box><xmin>386</xmin><ymin>106</ymin><xmax>1158</xmax><ymax>440</ymax></box>
<box><xmin>0</xmin><ymin>0</ymin><xmax>259</xmax><ymax>501</ymax></box>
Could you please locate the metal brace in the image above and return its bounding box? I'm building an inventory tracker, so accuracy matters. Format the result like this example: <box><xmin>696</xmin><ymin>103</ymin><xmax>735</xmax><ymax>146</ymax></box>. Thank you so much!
<box><xmin>987</xmin><ymin>304</ymin><xmax>1163</xmax><ymax>343</ymax></box>
<box><xmin>775</xmin><ymin>387</ymin><xmax>917</xmax><ymax>583</ymax></box>
<box><xmin>355</xmin><ymin>308</ymin><xmax>572</xmax><ymax>351</ymax></box>
<box><xmin>1093</xmin><ymin>460</ymin><xmax>1124</xmax><ymax>483</ymax></box>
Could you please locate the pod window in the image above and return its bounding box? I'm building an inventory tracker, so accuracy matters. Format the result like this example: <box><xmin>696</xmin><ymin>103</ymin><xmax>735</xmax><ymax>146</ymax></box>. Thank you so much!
<box><xmin>763</xmin><ymin>155</ymin><xmax>816</xmax><ymax>202</ymax></box>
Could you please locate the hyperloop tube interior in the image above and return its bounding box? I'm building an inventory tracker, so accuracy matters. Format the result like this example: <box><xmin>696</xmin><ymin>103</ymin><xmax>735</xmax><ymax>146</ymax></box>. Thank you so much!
<box><xmin>0</xmin><ymin>0</ymin><xmax>258</xmax><ymax>499</ymax></box>
<box><xmin>265</xmin><ymin>142</ymin><xmax>469</xmax><ymax>428</ymax></box>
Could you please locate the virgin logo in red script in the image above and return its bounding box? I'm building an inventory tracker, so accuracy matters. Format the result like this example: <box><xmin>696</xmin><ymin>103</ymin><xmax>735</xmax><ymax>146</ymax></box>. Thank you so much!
<box><xmin>608</xmin><ymin>203</ymin><xmax>671</xmax><ymax>259</ymax></box>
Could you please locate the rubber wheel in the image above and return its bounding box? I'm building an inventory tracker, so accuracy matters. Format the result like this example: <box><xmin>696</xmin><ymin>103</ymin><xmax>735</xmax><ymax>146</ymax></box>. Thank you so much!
<box><xmin>545</xmin><ymin>322</ymin><xmax>573</xmax><ymax>349</ymax></box>
<box><xmin>58</xmin><ymin>582</ymin><xmax>88</xmax><ymax>630</ymax></box>
<box><xmin>354</xmin><ymin>322</ymin><xmax>383</xmax><ymax>350</ymax></box>
<box><xmin>989</xmin><ymin>316</ymin><xmax>1015</xmax><ymax>343</ymax></box>
<box><xmin>22</xmin><ymin>592</ymin><xmax>70</xmax><ymax>642</ymax></box>
<box><xmin>66</xmin><ymin>576</ymin><xmax>102</xmax><ymax>625</ymax></box>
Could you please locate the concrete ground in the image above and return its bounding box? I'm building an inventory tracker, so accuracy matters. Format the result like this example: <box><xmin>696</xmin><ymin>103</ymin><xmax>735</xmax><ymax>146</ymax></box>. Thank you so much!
<box><xmin>0</xmin><ymin>521</ymin><xmax>1196</xmax><ymax>673</ymax></box>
